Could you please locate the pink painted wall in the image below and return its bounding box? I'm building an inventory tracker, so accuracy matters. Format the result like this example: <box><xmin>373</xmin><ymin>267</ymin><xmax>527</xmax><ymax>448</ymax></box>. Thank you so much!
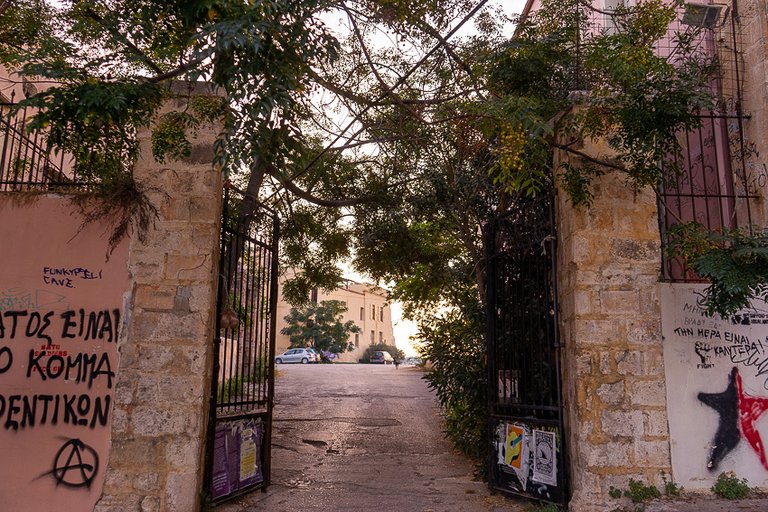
<box><xmin>0</xmin><ymin>195</ymin><xmax>129</xmax><ymax>511</ymax></box>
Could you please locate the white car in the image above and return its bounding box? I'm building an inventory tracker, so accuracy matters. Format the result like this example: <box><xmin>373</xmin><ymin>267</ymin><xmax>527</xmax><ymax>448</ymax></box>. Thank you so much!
<box><xmin>275</xmin><ymin>348</ymin><xmax>316</xmax><ymax>364</ymax></box>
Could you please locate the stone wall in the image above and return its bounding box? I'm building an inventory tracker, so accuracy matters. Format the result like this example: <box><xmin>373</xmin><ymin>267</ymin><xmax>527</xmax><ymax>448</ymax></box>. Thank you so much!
<box><xmin>96</xmin><ymin>94</ymin><xmax>223</xmax><ymax>512</ymax></box>
<box><xmin>556</xmin><ymin>140</ymin><xmax>671</xmax><ymax>511</ymax></box>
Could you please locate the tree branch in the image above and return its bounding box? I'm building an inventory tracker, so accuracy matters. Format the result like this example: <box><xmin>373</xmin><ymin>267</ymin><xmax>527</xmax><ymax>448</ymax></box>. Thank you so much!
<box><xmin>550</xmin><ymin>140</ymin><xmax>626</xmax><ymax>172</ymax></box>
<box><xmin>83</xmin><ymin>7</ymin><xmax>164</xmax><ymax>75</ymax></box>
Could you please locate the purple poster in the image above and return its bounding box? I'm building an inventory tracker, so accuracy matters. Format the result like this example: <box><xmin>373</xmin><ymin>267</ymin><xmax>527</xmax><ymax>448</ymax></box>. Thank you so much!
<box><xmin>211</xmin><ymin>418</ymin><xmax>264</xmax><ymax>499</ymax></box>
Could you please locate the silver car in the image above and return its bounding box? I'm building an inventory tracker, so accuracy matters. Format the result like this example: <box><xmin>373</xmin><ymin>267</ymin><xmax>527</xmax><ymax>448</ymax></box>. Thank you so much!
<box><xmin>275</xmin><ymin>348</ymin><xmax>315</xmax><ymax>364</ymax></box>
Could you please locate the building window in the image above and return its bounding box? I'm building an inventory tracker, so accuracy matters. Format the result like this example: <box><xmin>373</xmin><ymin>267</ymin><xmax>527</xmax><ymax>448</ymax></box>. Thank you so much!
<box><xmin>360</xmin><ymin>307</ymin><xmax>364</xmax><ymax>321</ymax></box>
<box><xmin>310</xmin><ymin>288</ymin><xmax>318</xmax><ymax>304</ymax></box>
<box><xmin>379</xmin><ymin>306</ymin><xmax>384</xmax><ymax>321</ymax></box>
<box><xmin>379</xmin><ymin>331</ymin><xmax>383</xmax><ymax>343</ymax></box>
<box><xmin>370</xmin><ymin>330</ymin><xmax>375</xmax><ymax>344</ymax></box>
<box><xmin>370</xmin><ymin>304</ymin><xmax>376</xmax><ymax>320</ymax></box>
<box><xmin>355</xmin><ymin>333</ymin><xmax>359</xmax><ymax>347</ymax></box>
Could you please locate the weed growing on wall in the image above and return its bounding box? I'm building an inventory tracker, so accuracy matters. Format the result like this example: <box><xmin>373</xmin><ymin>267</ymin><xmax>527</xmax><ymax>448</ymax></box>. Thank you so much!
<box><xmin>660</xmin><ymin>471</ymin><xmax>681</xmax><ymax>497</ymax></box>
<box><xmin>711</xmin><ymin>471</ymin><xmax>751</xmax><ymax>499</ymax></box>
<box><xmin>624</xmin><ymin>479</ymin><xmax>661</xmax><ymax>503</ymax></box>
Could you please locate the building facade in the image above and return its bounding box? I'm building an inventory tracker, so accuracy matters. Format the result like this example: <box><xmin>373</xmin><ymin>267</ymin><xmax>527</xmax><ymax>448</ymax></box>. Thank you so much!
<box><xmin>275</xmin><ymin>277</ymin><xmax>395</xmax><ymax>363</ymax></box>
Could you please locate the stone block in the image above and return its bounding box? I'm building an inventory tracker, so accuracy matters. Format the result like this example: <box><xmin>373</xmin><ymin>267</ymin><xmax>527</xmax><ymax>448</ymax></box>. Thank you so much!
<box><xmin>584</xmin><ymin>441</ymin><xmax>631</xmax><ymax>467</ymax></box>
<box><xmin>600</xmin><ymin>290</ymin><xmax>639</xmax><ymax>314</ymax></box>
<box><xmin>160</xmin><ymin>197</ymin><xmax>190</xmax><ymax>222</ymax></box>
<box><xmin>574</xmin><ymin>290</ymin><xmax>595</xmax><ymax>315</ymax></box>
<box><xmin>114</xmin><ymin>373</ymin><xmax>136</xmax><ymax>404</ymax></box>
<box><xmin>576</xmin><ymin>353</ymin><xmax>593</xmax><ymax>375</ymax></box>
<box><xmin>164</xmin><ymin>253</ymin><xmax>213</xmax><ymax>282</ymax></box>
<box><xmin>599</xmin><ymin>351</ymin><xmax>612</xmax><ymax>374</ymax></box>
<box><xmin>609</xmin><ymin>239</ymin><xmax>658</xmax><ymax>262</ymax></box>
<box><xmin>186</xmin><ymin>283</ymin><xmax>215</xmax><ymax>313</ymax></box>
<box><xmin>157</xmin><ymin>375</ymin><xmax>206</xmax><ymax>403</ymax></box>
<box><xmin>616</xmin><ymin>351</ymin><xmax>643</xmax><ymax>375</ymax></box>
<box><xmin>132</xmin><ymin>311</ymin><xmax>205</xmax><ymax>342</ymax></box>
<box><xmin>166</xmin><ymin>437</ymin><xmax>203</xmax><ymax>469</ymax></box>
<box><xmin>631</xmin><ymin>380</ymin><xmax>667</xmax><ymax>407</ymax></box>
<box><xmin>573</xmin><ymin>320</ymin><xmax>621</xmax><ymax>346</ymax></box>
<box><xmin>174</xmin><ymin>285</ymin><xmax>193</xmax><ymax>312</ymax></box>
<box><xmin>136</xmin><ymin>375</ymin><xmax>159</xmax><ymax>402</ymax></box>
<box><xmin>109</xmin><ymin>438</ymin><xmax>162</xmax><ymax>468</ymax></box>
<box><xmin>644</xmin><ymin>410</ymin><xmax>670</xmax><ymax>438</ymax></box>
<box><xmin>643</xmin><ymin>350</ymin><xmax>665</xmax><ymax>376</ymax></box>
<box><xmin>183</xmin><ymin>141</ymin><xmax>215</xmax><ymax>164</ymax></box>
<box><xmin>190</xmin><ymin>195</ymin><xmax>219</xmax><ymax>223</ymax></box>
<box><xmin>137</xmin><ymin>472</ymin><xmax>161</xmax><ymax>492</ymax></box>
<box><xmin>140</xmin><ymin>496</ymin><xmax>160</xmax><ymax>512</ymax></box>
<box><xmin>131</xmin><ymin>406</ymin><xmax>191</xmax><ymax>436</ymax></box>
<box><xmin>134</xmin><ymin>284</ymin><xmax>177</xmax><ymax>311</ymax></box>
<box><xmin>626</xmin><ymin>319</ymin><xmax>661</xmax><ymax>345</ymax></box>
<box><xmin>597</xmin><ymin>380</ymin><xmax>625</xmax><ymax>405</ymax></box>
<box><xmin>601</xmin><ymin>410</ymin><xmax>644</xmax><ymax>438</ymax></box>
<box><xmin>166</xmin><ymin>472</ymin><xmax>200</xmax><ymax>512</ymax></box>
<box><xmin>572</xmin><ymin>235</ymin><xmax>594</xmax><ymax>264</ymax></box>
<box><xmin>111</xmin><ymin>408</ymin><xmax>128</xmax><ymax>434</ymax></box>
<box><xmin>94</xmin><ymin>495</ymin><xmax>142</xmax><ymax>512</ymax></box>
<box><xmin>633</xmin><ymin>439</ymin><xmax>671</xmax><ymax>467</ymax></box>
<box><xmin>191</xmin><ymin>225</ymin><xmax>218</xmax><ymax>252</ymax></box>
<box><xmin>638</xmin><ymin>289</ymin><xmax>660</xmax><ymax>316</ymax></box>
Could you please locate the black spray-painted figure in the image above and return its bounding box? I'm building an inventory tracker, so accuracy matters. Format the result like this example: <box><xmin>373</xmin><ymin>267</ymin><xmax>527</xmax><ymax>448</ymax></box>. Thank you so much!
<box><xmin>698</xmin><ymin>367</ymin><xmax>768</xmax><ymax>471</ymax></box>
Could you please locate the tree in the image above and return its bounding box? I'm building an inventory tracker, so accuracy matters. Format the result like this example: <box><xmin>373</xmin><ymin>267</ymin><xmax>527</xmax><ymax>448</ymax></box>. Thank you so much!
<box><xmin>281</xmin><ymin>300</ymin><xmax>361</xmax><ymax>357</ymax></box>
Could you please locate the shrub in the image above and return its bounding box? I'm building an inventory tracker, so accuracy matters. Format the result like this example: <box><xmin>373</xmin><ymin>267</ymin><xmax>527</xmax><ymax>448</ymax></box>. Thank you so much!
<box><xmin>418</xmin><ymin>300</ymin><xmax>487</xmax><ymax>461</ymax></box>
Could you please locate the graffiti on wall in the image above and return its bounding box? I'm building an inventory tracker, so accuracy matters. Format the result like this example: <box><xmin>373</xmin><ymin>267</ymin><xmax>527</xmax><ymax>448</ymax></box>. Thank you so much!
<box><xmin>698</xmin><ymin>367</ymin><xmax>768</xmax><ymax>471</ymax></box>
<box><xmin>0</xmin><ymin>197</ymin><xmax>129</xmax><ymax>511</ymax></box>
<box><xmin>662</xmin><ymin>283</ymin><xmax>768</xmax><ymax>489</ymax></box>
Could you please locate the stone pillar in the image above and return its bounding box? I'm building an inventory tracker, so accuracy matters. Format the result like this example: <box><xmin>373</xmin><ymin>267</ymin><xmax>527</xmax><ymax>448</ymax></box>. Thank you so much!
<box><xmin>96</xmin><ymin>95</ymin><xmax>222</xmax><ymax>512</ymax></box>
<box><xmin>556</xmin><ymin>140</ymin><xmax>671</xmax><ymax>511</ymax></box>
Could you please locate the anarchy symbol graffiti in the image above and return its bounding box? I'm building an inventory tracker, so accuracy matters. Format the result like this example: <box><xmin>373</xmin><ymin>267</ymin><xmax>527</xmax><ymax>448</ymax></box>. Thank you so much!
<box><xmin>48</xmin><ymin>438</ymin><xmax>100</xmax><ymax>488</ymax></box>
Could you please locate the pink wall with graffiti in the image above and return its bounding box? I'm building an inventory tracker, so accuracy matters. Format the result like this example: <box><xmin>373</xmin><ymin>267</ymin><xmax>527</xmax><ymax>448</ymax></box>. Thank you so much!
<box><xmin>0</xmin><ymin>195</ymin><xmax>129</xmax><ymax>511</ymax></box>
<box><xmin>662</xmin><ymin>283</ymin><xmax>768</xmax><ymax>488</ymax></box>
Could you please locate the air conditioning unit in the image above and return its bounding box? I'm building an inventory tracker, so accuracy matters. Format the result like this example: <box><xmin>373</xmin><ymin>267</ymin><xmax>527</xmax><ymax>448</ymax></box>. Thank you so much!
<box><xmin>682</xmin><ymin>3</ymin><xmax>724</xmax><ymax>28</ymax></box>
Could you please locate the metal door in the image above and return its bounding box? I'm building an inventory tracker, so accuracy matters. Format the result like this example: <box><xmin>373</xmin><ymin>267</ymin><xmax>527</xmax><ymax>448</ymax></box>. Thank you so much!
<box><xmin>204</xmin><ymin>185</ymin><xmax>279</xmax><ymax>504</ymax></box>
<box><xmin>485</xmin><ymin>190</ymin><xmax>568</xmax><ymax>507</ymax></box>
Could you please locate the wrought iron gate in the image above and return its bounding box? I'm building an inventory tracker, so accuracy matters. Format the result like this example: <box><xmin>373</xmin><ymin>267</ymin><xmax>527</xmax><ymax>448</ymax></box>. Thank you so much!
<box><xmin>485</xmin><ymin>190</ymin><xmax>568</xmax><ymax>507</ymax></box>
<box><xmin>204</xmin><ymin>185</ymin><xmax>279</xmax><ymax>504</ymax></box>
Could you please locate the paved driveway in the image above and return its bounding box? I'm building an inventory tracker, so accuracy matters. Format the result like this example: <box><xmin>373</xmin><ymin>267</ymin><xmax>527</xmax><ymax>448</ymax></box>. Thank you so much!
<box><xmin>216</xmin><ymin>364</ymin><xmax>526</xmax><ymax>512</ymax></box>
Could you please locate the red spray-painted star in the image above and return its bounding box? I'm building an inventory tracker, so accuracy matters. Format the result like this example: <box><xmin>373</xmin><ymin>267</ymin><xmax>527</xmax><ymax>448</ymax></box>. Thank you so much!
<box><xmin>734</xmin><ymin>369</ymin><xmax>768</xmax><ymax>470</ymax></box>
<box><xmin>699</xmin><ymin>367</ymin><xmax>768</xmax><ymax>471</ymax></box>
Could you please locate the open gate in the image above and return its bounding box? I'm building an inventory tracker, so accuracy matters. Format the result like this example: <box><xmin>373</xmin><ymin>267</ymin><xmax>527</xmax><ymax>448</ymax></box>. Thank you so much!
<box><xmin>485</xmin><ymin>190</ymin><xmax>568</xmax><ymax>507</ymax></box>
<box><xmin>204</xmin><ymin>185</ymin><xmax>279</xmax><ymax>504</ymax></box>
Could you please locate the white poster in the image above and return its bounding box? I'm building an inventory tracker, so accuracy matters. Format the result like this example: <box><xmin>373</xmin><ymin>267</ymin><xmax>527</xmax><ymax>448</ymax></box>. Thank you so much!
<box><xmin>532</xmin><ymin>429</ymin><xmax>557</xmax><ymax>486</ymax></box>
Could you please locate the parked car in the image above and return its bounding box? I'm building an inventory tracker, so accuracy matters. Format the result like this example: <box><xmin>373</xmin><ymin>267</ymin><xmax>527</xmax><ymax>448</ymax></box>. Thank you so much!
<box><xmin>306</xmin><ymin>348</ymin><xmax>321</xmax><ymax>363</ymax></box>
<box><xmin>275</xmin><ymin>348</ymin><xmax>315</xmax><ymax>364</ymax></box>
<box><xmin>369</xmin><ymin>350</ymin><xmax>394</xmax><ymax>364</ymax></box>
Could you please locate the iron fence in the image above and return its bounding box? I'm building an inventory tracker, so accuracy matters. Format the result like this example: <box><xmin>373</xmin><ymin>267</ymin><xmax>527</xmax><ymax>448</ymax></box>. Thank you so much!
<box><xmin>0</xmin><ymin>98</ymin><xmax>81</xmax><ymax>191</ymax></box>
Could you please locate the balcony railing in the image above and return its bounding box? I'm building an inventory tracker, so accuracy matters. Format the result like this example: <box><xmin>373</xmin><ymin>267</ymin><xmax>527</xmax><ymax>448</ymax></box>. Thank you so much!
<box><xmin>0</xmin><ymin>95</ymin><xmax>89</xmax><ymax>192</ymax></box>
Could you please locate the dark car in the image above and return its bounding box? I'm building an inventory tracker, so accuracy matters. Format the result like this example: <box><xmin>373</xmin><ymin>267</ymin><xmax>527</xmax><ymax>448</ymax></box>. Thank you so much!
<box><xmin>369</xmin><ymin>350</ymin><xmax>394</xmax><ymax>364</ymax></box>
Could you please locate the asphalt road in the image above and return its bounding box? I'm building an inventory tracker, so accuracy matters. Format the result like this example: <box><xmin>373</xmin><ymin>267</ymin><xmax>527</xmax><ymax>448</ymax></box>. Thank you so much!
<box><xmin>217</xmin><ymin>363</ymin><xmax>527</xmax><ymax>512</ymax></box>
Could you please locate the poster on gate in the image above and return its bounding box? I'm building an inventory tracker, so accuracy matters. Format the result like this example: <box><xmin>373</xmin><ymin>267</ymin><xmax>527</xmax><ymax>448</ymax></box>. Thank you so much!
<box><xmin>211</xmin><ymin>417</ymin><xmax>264</xmax><ymax>499</ymax></box>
